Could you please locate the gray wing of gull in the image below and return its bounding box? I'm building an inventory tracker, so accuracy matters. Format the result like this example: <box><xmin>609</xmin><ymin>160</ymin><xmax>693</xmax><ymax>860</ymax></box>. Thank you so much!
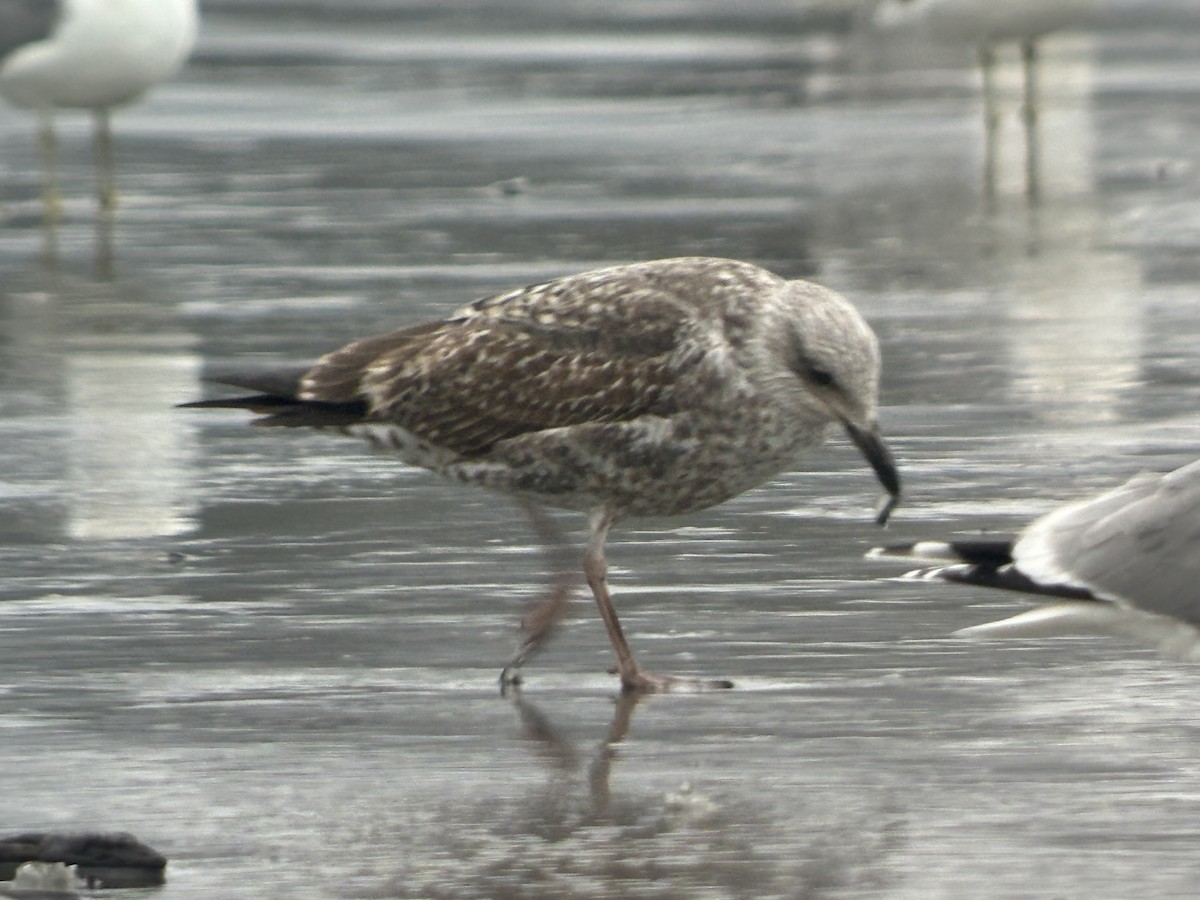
<box><xmin>1013</xmin><ymin>458</ymin><xmax>1200</xmax><ymax>626</ymax></box>
<box><xmin>0</xmin><ymin>0</ymin><xmax>58</xmax><ymax>64</ymax></box>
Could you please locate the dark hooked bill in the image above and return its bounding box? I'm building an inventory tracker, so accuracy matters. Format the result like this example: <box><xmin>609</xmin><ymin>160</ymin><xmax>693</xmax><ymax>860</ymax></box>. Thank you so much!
<box><xmin>843</xmin><ymin>421</ymin><xmax>901</xmax><ymax>527</ymax></box>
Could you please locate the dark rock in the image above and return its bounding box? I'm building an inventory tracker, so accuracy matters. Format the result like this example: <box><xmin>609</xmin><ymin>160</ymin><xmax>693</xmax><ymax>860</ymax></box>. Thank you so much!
<box><xmin>0</xmin><ymin>833</ymin><xmax>166</xmax><ymax>888</ymax></box>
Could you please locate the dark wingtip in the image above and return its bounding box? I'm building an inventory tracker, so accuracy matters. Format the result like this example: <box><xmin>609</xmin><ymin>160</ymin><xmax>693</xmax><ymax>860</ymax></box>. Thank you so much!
<box><xmin>176</xmin><ymin>395</ymin><xmax>287</xmax><ymax>411</ymax></box>
<box><xmin>177</xmin><ymin>365</ymin><xmax>313</xmax><ymax>413</ymax></box>
<box><xmin>865</xmin><ymin>539</ymin><xmax>1017</xmax><ymax>566</ymax></box>
<box><xmin>202</xmin><ymin>365</ymin><xmax>312</xmax><ymax>399</ymax></box>
<box><xmin>179</xmin><ymin>363</ymin><xmax>373</xmax><ymax>427</ymax></box>
<box><xmin>179</xmin><ymin>392</ymin><xmax>370</xmax><ymax>428</ymax></box>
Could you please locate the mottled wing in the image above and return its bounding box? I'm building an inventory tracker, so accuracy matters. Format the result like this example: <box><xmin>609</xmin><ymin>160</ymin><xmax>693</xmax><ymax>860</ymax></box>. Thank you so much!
<box><xmin>300</xmin><ymin>274</ymin><xmax>708</xmax><ymax>458</ymax></box>
<box><xmin>1014</xmin><ymin>459</ymin><xmax>1200</xmax><ymax>625</ymax></box>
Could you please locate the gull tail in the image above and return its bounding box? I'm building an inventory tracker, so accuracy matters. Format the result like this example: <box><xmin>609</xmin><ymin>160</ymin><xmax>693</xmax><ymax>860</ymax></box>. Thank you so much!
<box><xmin>866</xmin><ymin>539</ymin><xmax>1097</xmax><ymax>601</ymax></box>
<box><xmin>865</xmin><ymin>539</ymin><xmax>1015</xmax><ymax>566</ymax></box>
<box><xmin>178</xmin><ymin>366</ymin><xmax>367</xmax><ymax>428</ymax></box>
<box><xmin>869</xmin><ymin>538</ymin><xmax>1200</xmax><ymax>660</ymax></box>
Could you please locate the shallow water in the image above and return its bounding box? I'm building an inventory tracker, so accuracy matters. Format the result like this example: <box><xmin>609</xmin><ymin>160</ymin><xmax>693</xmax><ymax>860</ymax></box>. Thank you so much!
<box><xmin>3</xmin><ymin>1</ymin><xmax>1200</xmax><ymax>897</ymax></box>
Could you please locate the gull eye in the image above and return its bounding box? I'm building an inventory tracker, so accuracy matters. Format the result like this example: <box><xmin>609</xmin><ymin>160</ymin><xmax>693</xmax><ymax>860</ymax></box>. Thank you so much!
<box><xmin>809</xmin><ymin>367</ymin><xmax>835</xmax><ymax>388</ymax></box>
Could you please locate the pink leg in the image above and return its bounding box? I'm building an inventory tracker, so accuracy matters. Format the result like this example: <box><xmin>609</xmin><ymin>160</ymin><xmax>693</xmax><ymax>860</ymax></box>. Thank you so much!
<box><xmin>584</xmin><ymin>510</ymin><xmax>637</xmax><ymax>685</ymax></box>
<box><xmin>500</xmin><ymin>502</ymin><xmax>578</xmax><ymax>690</ymax></box>
<box><xmin>584</xmin><ymin>510</ymin><xmax>732</xmax><ymax>693</ymax></box>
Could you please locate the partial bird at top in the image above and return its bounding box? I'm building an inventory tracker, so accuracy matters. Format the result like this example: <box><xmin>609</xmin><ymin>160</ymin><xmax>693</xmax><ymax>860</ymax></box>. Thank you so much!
<box><xmin>0</xmin><ymin>0</ymin><xmax>198</xmax><ymax>267</ymax></box>
<box><xmin>874</xmin><ymin>0</ymin><xmax>1103</xmax><ymax>204</ymax></box>
<box><xmin>870</xmin><ymin>457</ymin><xmax>1200</xmax><ymax>661</ymax></box>
<box><xmin>184</xmin><ymin>257</ymin><xmax>902</xmax><ymax>693</ymax></box>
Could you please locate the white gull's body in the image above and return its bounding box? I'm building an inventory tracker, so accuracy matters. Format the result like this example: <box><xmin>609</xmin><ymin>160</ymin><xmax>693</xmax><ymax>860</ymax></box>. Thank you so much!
<box><xmin>0</xmin><ymin>0</ymin><xmax>197</xmax><ymax>110</ymax></box>
<box><xmin>872</xmin><ymin>458</ymin><xmax>1200</xmax><ymax>660</ymax></box>
<box><xmin>0</xmin><ymin>0</ymin><xmax>198</xmax><ymax>258</ymax></box>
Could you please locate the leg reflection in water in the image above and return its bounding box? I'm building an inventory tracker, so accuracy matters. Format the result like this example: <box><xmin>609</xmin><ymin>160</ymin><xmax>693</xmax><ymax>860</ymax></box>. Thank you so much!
<box><xmin>510</xmin><ymin>689</ymin><xmax>643</xmax><ymax>823</ymax></box>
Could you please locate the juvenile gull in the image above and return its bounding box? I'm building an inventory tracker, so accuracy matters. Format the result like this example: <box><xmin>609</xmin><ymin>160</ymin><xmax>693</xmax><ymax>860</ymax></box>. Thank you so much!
<box><xmin>184</xmin><ymin>257</ymin><xmax>902</xmax><ymax>692</ymax></box>
<box><xmin>870</xmin><ymin>458</ymin><xmax>1200</xmax><ymax>660</ymax></box>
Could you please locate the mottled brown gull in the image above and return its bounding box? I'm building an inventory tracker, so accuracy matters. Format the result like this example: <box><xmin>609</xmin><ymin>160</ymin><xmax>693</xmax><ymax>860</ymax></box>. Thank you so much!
<box><xmin>183</xmin><ymin>257</ymin><xmax>902</xmax><ymax>692</ymax></box>
<box><xmin>870</xmin><ymin>458</ymin><xmax>1200</xmax><ymax>660</ymax></box>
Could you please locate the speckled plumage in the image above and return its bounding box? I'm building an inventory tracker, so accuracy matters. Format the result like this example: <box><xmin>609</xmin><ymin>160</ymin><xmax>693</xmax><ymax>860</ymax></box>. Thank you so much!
<box><xmin>293</xmin><ymin>257</ymin><xmax>884</xmax><ymax>518</ymax></box>
<box><xmin>185</xmin><ymin>257</ymin><xmax>901</xmax><ymax>691</ymax></box>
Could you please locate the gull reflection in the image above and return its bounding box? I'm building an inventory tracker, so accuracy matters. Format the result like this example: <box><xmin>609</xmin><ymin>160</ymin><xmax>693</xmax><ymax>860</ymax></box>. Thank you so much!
<box><xmin>979</xmin><ymin>31</ymin><xmax>1096</xmax><ymax>203</ymax></box>
<box><xmin>382</xmin><ymin>690</ymin><xmax>904</xmax><ymax>898</ymax></box>
<box><xmin>510</xmin><ymin>689</ymin><xmax>642</xmax><ymax>824</ymax></box>
<box><xmin>1000</xmin><ymin>217</ymin><xmax>1143</xmax><ymax>426</ymax></box>
<box><xmin>868</xmin><ymin>5</ymin><xmax>1099</xmax><ymax>206</ymax></box>
<box><xmin>64</xmin><ymin>349</ymin><xmax>201</xmax><ymax>540</ymax></box>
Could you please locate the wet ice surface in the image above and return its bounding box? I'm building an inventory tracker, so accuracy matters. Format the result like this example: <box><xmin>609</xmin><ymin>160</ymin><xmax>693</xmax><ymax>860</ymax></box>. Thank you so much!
<box><xmin>3</xmin><ymin>1</ymin><xmax>1200</xmax><ymax>897</ymax></box>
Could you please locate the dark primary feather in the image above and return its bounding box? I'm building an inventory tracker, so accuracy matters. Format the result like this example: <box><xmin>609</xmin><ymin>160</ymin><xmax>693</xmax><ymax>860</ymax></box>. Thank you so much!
<box><xmin>926</xmin><ymin>539</ymin><xmax>1016</xmax><ymax>567</ymax></box>
<box><xmin>931</xmin><ymin>563</ymin><xmax>1098</xmax><ymax>601</ymax></box>
<box><xmin>871</xmin><ymin>538</ymin><xmax>1016</xmax><ymax>566</ymax></box>
<box><xmin>177</xmin><ymin>365</ymin><xmax>367</xmax><ymax>428</ymax></box>
<box><xmin>873</xmin><ymin>538</ymin><xmax>1098</xmax><ymax>601</ymax></box>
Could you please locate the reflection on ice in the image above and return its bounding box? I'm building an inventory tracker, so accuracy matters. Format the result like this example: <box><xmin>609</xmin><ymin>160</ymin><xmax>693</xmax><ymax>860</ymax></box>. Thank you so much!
<box><xmin>65</xmin><ymin>351</ymin><xmax>201</xmax><ymax>539</ymax></box>
<box><xmin>1002</xmin><ymin>226</ymin><xmax>1143</xmax><ymax>425</ymax></box>
<box><xmin>867</xmin><ymin>9</ymin><xmax>1099</xmax><ymax>203</ymax></box>
<box><xmin>983</xmin><ymin>32</ymin><xmax>1097</xmax><ymax>200</ymax></box>
<box><xmin>378</xmin><ymin>692</ymin><xmax>904</xmax><ymax>898</ymax></box>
